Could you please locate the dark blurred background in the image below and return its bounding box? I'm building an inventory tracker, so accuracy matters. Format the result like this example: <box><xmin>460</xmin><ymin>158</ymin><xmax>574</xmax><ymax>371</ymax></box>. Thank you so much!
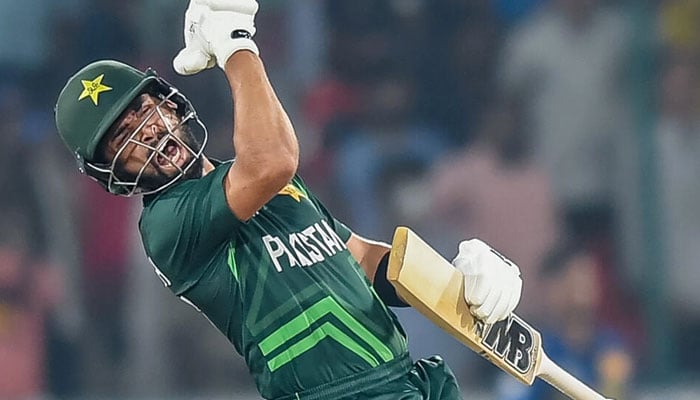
<box><xmin>0</xmin><ymin>0</ymin><xmax>698</xmax><ymax>398</ymax></box>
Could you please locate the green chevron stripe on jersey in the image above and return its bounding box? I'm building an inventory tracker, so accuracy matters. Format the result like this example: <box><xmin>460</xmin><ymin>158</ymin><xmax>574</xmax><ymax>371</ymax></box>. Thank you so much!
<box><xmin>251</xmin><ymin>285</ymin><xmax>320</xmax><ymax>335</ymax></box>
<box><xmin>258</xmin><ymin>296</ymin><xmax>395</xmax><ymax>371</ymax></box>
<box><xmin>267</xmin><ymin>322</ymin><xmax>379</xmax><ymax>372</ymax></box>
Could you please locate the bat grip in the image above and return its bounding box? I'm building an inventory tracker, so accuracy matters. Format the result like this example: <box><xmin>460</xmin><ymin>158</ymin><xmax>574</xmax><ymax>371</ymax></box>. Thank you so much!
<box><xmin>538</xmin><ymin>352</ymin><xmax>612</xmax><ymax>400</ymax></box>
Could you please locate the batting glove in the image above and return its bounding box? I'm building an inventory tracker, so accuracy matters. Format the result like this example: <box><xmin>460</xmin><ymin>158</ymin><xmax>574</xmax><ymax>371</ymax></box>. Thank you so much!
<box><xmin>174</xmin><ymin>0</ymin><xmax>259</xmax><ymax>75</ymax></box>
<box><xmin>173</xmin><ymin>0</ymin><xmax>215</xmax><ymax>75</ymax></box>
<box><xmin>452</xmin><ymin>239</ymin><xmax>522</xmax><ymax>324</ymax></box>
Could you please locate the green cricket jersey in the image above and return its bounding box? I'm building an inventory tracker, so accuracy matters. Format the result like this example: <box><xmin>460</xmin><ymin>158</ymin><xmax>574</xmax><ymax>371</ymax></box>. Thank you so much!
<box><xmin>139</xmin><ymin>161</ymin><xmax>409</xmax><ymax>399</ymax></box>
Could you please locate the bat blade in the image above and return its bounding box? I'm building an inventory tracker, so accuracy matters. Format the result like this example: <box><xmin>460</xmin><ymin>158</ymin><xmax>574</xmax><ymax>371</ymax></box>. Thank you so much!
<box><xmin>388</xmin><ymin>227</ymin><xmax>611</xmax><ymax>400</ymax></box>
<box><xmin>387</xmin><ymin>226</ymin><xmax>542</xmax><ymax>385</ymax></box>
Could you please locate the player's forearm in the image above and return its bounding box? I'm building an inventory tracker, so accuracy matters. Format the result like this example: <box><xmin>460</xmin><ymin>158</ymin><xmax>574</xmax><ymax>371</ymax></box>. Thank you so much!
<box><xmin>346</xmin><ymin>234</ymin><xmax>390</xmax><ymax>282</ymax></box>
<box><xmin>360</xmin><ymin>244</ymin><xmax>391</xmax><ymax>283</ymax></box>
<box><xmin>224</xmin><ymin>51</ymin><xmax>299</xmax><ymax>181</ymax></box>
<box><xmin>347</xmin><ymin>234</ymin><xmax>408</xmax><ymax>307</ymax></box>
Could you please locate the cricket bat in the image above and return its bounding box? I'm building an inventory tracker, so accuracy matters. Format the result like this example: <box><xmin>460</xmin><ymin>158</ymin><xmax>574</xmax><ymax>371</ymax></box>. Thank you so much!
<box><xmin>388</xmin><ymin>226</ymin><xmax>612</xmax><ymax>400</ymax></box>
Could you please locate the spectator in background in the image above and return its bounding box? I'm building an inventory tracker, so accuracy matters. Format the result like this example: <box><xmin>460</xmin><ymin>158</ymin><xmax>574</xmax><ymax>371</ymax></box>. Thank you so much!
<box><xmin>0</xmin><ymin>209</ymin><xmax>63</xmax><ymax>399</ymax></box>
<box><xmin>324</xmin><ymin>0</ymin><xmax>397</xmax><ymax>81</ymax></box>
<box><xmin>429</xmin><ymin>99</ymin><xmax>558</xmax><ymax>319</ymax></box>
<box><xmin>419</xmin><ymin>1</ymin><xmax>502</xmax><ymax>145</ymax></box>
<box><xmin>300</xmin><ymin>40</ymin><xmax>362</xmax><ymax>195</ymax></box>
<box><xmin>498</xmin><ymin>0</ymin><xmax>632</xmax><ymax>243</ymax></box>
<box><xmin>78</xmin><ymin>181</ymin><xmax>134</xmax><ymax>395</ymax></box>
<box><xmin>497</xmin><ymin>240</ymin><xmax>634</xmax><ymax>400</ymax></box>
<box><xmin>0</xmin><ymin>77</ymin><xmax>84</xmax><ymax>398</ymax></box>
<box><xmin>655</xmin><ymin>54</ymin><xmax>700</xmax><ymax>372</ymax></box>
<box><xmin>300</xmin><ymin>0</ymin><xmax>401</xmax><ymax>200</ymax></box>
<box><xmin>332</xmin><ymin>70</ymin><xmax>449</xmax><ymax>238</ymax></box>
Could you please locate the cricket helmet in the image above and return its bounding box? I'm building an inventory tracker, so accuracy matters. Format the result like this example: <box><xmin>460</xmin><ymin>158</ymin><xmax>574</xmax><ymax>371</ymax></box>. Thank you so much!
<box><xmin>55</xmin><ymin>60</ymin><xmax>208</xmax><ymax>196</ymax></box>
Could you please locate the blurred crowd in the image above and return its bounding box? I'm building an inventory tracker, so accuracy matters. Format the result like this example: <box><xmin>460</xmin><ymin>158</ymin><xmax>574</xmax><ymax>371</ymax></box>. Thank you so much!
<box><xmin>1</xmin><ymin>0</ymin><xmax>700</xmax><ymax>399</ymax></box>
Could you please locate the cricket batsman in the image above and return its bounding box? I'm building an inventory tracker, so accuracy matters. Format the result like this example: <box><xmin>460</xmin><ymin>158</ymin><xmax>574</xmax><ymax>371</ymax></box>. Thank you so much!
<box><xmin>54</xmin><ymin>1</ymin><xmax>522</xmax><ymax>399</ymax></box>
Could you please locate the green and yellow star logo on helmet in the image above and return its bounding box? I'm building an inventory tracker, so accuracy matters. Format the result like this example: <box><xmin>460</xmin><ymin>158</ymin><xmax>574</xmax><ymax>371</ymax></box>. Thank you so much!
<box><xmin>78</xmin><ymin>74</ymin><xmax>113</xmax><ymax>106</ymax></box>
<box><xmin>55</xmin><ymin>60</ymin><xmax>159</xmax><ymax>163</ymax></box>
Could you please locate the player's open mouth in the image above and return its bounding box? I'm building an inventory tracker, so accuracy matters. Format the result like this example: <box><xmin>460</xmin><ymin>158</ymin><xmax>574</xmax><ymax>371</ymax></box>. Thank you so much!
<box><xmin>155</xmin><ymin>139</ymin><xmax>183</xmax><ymax>169</ymax></box>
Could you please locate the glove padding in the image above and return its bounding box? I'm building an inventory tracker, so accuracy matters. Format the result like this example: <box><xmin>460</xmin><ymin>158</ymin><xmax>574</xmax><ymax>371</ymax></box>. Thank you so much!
<box><xmin>173</xmin><ymin>0</ymin><xmax>259</xmax><ymax>75</ymax></box>
<box><xmin>173</xmin><ymin>1</ymin><xmax>216</xmax><ymax>75</ymax></box>
<box><xmin>452</xmin><ymin>239</ymin><xmax>522</xmax><ymax>324</ymax></box>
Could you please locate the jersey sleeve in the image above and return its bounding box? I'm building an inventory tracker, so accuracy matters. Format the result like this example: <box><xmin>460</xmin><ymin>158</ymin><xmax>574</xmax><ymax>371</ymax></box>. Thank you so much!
<box><xmin>139</xmin><ymin>162</ymin><xmax>242</xmax><ymax>294</ymax></box>
<box><xmin>292</xmin><ymin>175</ymin><xmax>353</xmax><ymax>243</ymax></box>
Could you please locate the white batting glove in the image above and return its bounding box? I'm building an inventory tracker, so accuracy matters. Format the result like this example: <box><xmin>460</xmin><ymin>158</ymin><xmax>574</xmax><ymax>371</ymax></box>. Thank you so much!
<box><xmin>452</xmin><ymin>239</ymin><xmax>522</xmax><ymax>324</ymax></box>
<box><xmin>174</xmin><ymin>0</ymin><xmax>259</xmax><ymax>75</ymax></box>
<box><xmin>198</xmin><ymin>0</ymin><xmax>259</xmax><ymax>69</ymax></box>
<box><xmin>173</xmin><ymin>0</ymin><xmax>216</xmax><ymax>75</ymax></box>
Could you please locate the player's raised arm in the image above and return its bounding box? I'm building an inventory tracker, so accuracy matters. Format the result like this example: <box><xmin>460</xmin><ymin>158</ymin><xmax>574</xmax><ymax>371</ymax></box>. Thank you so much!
<box><xmin>173</xmin><ymin>0</ymin><xmax>299</xmax><ymax>221</ymax></box>
<box><xmin>222</xmin><ymin>52</ymin><xmax>299</xmax><ymax>221</ymax></box>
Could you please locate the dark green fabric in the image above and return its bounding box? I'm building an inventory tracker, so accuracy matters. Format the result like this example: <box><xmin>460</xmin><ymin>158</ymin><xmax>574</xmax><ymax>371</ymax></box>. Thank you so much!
<box><xmin>139</xmin><ymin>161</ymin><xmax>409</xmax><ymax>399</ymax></box>
<box><xmin>352</xmin><ymin>356</ymin><xmax>462</xmax><ymax>400</ymax></box>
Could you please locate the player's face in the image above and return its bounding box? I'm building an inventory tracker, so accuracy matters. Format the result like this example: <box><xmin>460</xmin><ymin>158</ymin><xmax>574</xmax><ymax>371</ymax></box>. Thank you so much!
<box><xmin>102</xmin><ymin>93</ymin><xmax>203</xmax><ymax>192</ymax></box>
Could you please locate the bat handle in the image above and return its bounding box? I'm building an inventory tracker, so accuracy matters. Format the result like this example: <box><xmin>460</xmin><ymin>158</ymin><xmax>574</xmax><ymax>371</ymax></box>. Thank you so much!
<box><xmin>538</xmin><ymin>352</ymin><xmax>613</xmax><ymax>400</ymax></box>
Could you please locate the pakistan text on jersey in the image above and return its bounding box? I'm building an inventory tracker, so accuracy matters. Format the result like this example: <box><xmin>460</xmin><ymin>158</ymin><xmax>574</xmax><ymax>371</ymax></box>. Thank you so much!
<box><xmin>262</xmin><ymin>220</ymin><xmax>348</xmax><ymax>272</ymax></box>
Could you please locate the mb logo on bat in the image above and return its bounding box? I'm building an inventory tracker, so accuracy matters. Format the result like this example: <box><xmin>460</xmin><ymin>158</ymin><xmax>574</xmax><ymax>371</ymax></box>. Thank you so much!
<box><xmin>475</xmin><ymin>315</ymin><xmax>535</xmax><ymax>374</ymax></box>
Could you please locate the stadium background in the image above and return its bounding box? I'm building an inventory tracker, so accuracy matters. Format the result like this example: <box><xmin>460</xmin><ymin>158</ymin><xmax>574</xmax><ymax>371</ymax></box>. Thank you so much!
<box><xmin>1</xmin><ymin>0</ymin><xmax>699</xmax><ymax>398</ymax></box>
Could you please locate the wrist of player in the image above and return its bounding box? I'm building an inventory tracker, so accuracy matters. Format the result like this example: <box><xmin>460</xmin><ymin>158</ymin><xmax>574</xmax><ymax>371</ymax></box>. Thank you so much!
<box><xmin>212</xmin><ymin>34</ymin><xmax>259</xmax><ymax>70</ymax></box>
<box><xmin>373</xmin><ymin>252</ymin><xmax>409</xmax><ymax>307</ymax></box>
